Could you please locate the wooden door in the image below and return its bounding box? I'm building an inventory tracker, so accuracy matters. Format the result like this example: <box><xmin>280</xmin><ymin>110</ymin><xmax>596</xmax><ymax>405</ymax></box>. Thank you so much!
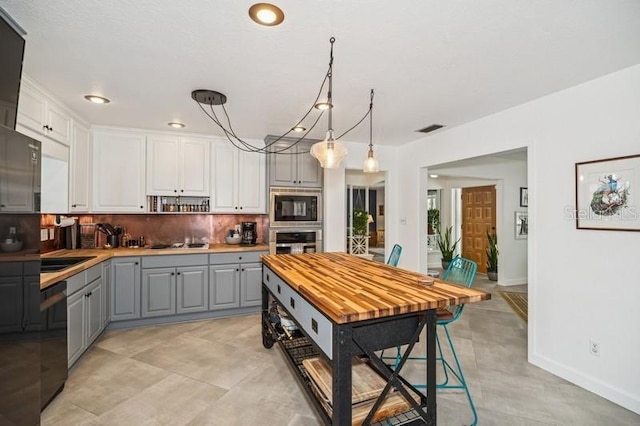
<box><xmin>461</xmin><ymin>185</ymin><xmax>496</xmax><ymax>274</ymax></box>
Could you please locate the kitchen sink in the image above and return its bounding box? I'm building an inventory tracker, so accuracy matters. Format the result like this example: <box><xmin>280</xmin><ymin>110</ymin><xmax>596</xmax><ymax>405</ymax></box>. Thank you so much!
<box><xmin>41</xmin><ymin>256</ymin><xmax>96</xmax><ymax>273</ymax></box>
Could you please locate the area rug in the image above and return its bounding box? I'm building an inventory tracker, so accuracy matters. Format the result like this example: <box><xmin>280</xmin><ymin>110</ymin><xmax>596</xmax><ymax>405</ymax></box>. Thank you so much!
<box><xmin>499</xmin><ymin>291</ymin><xmax>528</xmax><ymax>323</ymax></box>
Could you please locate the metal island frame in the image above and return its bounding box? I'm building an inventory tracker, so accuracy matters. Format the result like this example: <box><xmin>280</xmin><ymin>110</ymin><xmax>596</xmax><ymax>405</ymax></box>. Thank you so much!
<box><xmin>260</xmin><ymin>252</ymin><xmax>490</xmax><ymax>425</ymax></box>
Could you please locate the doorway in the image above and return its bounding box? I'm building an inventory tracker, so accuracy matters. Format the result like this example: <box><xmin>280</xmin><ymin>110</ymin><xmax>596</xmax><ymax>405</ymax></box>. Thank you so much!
<box><xmin>345</xmin><ymin>170</ymin><xmax>386</xmax><ymax>262</ymax></box>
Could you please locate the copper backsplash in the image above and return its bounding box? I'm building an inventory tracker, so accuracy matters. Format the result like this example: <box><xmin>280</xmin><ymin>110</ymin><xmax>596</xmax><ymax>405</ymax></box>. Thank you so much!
<box><xmin>41</xmin><ymin>214</ymin><xmax>269</xmax><ymax>250</ymax></box>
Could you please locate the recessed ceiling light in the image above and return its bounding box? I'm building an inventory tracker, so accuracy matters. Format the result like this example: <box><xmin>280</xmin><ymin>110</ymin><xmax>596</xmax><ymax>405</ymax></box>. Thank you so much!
<box><xmin>168</xmin><ymin>122</ymin><xmax>185</xmax><ymax>128</ymax></box>
<box><xmin>84</xmin><ymin>95</ymin><xmax>110</xmax><ymax>104</ymax></box>
<box><xmin>249</xmin><ymin>3</ymin><xmax>285</xmax><ymax>26</ymax></box>
<box><xmin>314</xmin><ymin>102</ymin><xmax>332</xmax><ymax>111</ymax></box>
<box><xmin>292</xmin><ymin>125</ymin><xmax>306</xmax><ymax>132</ymax></box>
<box><xmin>429</xmin><ymin>174</ymin><xmax>439</xmax><ymax>178</ymax></box>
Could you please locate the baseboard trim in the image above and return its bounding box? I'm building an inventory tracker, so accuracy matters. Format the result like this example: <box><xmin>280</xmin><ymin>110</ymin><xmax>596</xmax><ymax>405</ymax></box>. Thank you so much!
<box><xmin>530</xmin><ymin>352</ymin><xmax>640</xmax><ymax>415</ymax></box>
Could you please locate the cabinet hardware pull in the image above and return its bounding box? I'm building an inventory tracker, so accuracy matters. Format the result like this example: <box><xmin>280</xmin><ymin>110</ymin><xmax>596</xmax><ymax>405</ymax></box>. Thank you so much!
<box><xmin>171</xmin><ymin>272</ymin><xmax>174</xmax><ymax>275</ymax></box>
<box><xmin>277</xmin><ymin>284</ymin><xmax>280</xmax><ymax>294</ymax></box>
<box><xmin>266</xmin><ymin>273</ymin><xmax>269</xmax><ymax>281</ymax></box>
<box><xmin>311</xmin><ymin>318</ymin><xmax>318</xmax><ymax>333</ymax></box>
<box><xmin>290</xmin><ymin>297</ymin><xmax>295</xmax><ymax>309</ymax></box>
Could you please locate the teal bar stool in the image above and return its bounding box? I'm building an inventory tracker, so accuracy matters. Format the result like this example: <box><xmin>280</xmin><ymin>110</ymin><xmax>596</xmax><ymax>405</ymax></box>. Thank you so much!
<box><xmin>386</xmin><ymin>243</ymin><xmax>402</xmax><ymax>267</ymax></box>
<box><xmin>423</xmin><ymin>256</ymin><xmax>479</xmax><ymax>425</ymax></box>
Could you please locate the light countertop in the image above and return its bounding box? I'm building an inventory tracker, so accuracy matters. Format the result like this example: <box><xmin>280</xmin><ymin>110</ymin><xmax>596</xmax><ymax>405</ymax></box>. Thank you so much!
<box><xmin>41</xmin><ymin>244</ymin><xmax>269</xmax><ymax>289</ymax></box>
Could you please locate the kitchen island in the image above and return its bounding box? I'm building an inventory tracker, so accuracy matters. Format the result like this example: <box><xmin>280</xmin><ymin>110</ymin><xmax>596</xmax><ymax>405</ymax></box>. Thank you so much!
<box><xmin>261</xmin><ymin>252</ymin><xmax>490</xmax><ymax>425</ymax></box>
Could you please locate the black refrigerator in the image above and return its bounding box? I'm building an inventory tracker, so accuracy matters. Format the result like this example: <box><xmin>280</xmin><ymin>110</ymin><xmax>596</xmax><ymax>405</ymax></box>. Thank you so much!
<box><xmin>0</xmin><ymin>124</ymin><xmax>42</xmax><ymax>425</ymax></box>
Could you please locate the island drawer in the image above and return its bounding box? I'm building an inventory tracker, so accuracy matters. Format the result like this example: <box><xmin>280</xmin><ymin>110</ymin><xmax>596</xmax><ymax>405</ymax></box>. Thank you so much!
<box><xmin>263</xmin><ymin>266</ymin><xmax>333</xmax><ymax>359</ymax></box>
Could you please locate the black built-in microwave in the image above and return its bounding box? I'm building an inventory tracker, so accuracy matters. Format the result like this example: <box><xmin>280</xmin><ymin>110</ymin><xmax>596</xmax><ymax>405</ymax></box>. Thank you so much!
<box><xmin>269</xmin><ymin>188</ymin><xmax>322</xmax><ymax>227</ymax></box>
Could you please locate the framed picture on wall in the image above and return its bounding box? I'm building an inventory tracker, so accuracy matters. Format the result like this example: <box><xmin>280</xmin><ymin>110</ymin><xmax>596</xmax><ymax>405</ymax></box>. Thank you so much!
<box><xmin>519</xmin><ymin>187</ymin><xmax>528</xmax><ymax>207</ymax></box>
<box><xmin>575</xmin><ymin>154</ymin><xmax>639</xmax><ymax>231</ymax></box>
<box><xmin>515</xmin><ymin>211</ymin><xmax>528</xmax><ymax>239</ymax></box>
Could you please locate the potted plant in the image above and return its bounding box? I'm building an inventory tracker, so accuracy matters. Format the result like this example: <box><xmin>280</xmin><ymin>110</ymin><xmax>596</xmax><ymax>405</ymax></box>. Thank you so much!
<box><xmin>427</xmin><ymin>208</ymin><xmax>440</xmax><ymax>235</ymax></box>
<box><xmin>352</xmin><ymin>209</ymin><xmax>369</xmax><ymax>236</ymax></box>
<box><xmin>486</xmin><ymin>231</ymin><xmax>498</xmax><ymax>281</ymax></box>
<box><xmin>435</xmin><ymin>225</ymin><xmax>459</xmax><ymax>270</ymax></box>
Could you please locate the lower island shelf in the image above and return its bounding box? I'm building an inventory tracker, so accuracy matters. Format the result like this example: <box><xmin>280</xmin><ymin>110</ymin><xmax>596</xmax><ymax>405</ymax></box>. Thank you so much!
<box><xmin>262</xmin><ymin>302</ymin><xmax>425</xmax><ymax>426</ymax></box>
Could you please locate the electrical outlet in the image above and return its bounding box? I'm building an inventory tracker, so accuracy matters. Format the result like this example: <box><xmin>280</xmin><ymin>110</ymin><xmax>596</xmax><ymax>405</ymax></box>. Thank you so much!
<box><xmin>590</xmin><ymin>339</ymin><xmax>600</xmax><ymax>357</ymax></box>
<box><xmin>40</xmin><ymin>229</ymin><xmax>49</xmax><ymax>241</ymax></box>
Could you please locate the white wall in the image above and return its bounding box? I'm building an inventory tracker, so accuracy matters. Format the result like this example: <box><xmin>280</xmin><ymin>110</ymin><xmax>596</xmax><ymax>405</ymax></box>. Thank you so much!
<box><xmin>394</xmin><ymin>65</ymin><xmax>640</xmax><ymax>413</ymax></box>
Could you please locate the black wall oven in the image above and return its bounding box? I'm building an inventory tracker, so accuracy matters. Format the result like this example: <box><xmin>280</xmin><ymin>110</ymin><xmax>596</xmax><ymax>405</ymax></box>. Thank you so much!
<box><xmin>269</xmin><ymin>228</ymin><xmax>322</xmax><ymax>255</ymax></box>
<box><xmin>269</xmin><ymin>188</ymin><xmax>322</xmax><ymax>227</ymax></box>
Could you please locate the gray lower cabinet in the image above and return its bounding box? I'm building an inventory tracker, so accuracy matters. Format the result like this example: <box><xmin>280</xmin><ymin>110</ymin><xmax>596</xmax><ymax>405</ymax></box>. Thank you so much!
<box><xmin>102</xmin><ymin>260</ymin><xmax>111</xmax><ymax>325</ymax></box>
<box><xmin>141</xmin><ymin>254</ymin><xmax>209</xmax><ymax>318</ymax></box>
<box><xmin>240</xmin><ymin>262</ymin><xmax>263</xmax><ymax>307</ymax></box>
<box><xmin>111</xmin><ymin>257</ymin><xmax>141</xmax><ymax>321</ymax></box>
<box><xmin>141</xmin><ymin>267</ymin><xmax>176</xmax><ymax>317</ymax></box>
<box><xmin>177</xmin><ymin>266</ymin><xmax>209</xmax><ymax>314</ymax></box>
<box><xmin>209</xmin><ymin>251</ymin><xmax>267</xmax><ymax>310</ymax></box>
<box><xmin>67</xmin><ymin>264</ymin><xmax>105</xmax><ymax>367</ymax></box>
<box><xmin>209</xmin><ymin>264</ymin><xmax>240</xmax><ymax>310</ymax></box>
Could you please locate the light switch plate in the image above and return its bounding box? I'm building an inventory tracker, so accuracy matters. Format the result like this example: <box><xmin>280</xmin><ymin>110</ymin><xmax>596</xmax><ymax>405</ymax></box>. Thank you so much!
<box><xmin>40</xmin><ymin>229</ymin><xmax>49</xmax><ymax>241</ymax></box>
<box><xmin>49</xmin><ymin>228</ymin><xmax>55</xmax><ymax>239</ymax></box>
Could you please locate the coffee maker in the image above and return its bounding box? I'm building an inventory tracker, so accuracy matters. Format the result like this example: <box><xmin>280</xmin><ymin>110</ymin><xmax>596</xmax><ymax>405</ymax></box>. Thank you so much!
<box><xmin>241</xmin><ymin>221</ymin><xmax>257</xmax><ymax>245</ymax></box>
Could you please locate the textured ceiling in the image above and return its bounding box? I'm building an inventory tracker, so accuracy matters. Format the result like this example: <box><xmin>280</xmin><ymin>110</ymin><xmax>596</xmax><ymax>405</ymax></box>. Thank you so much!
<box><xmin>2</xmin><ymin>0</ymin><xmax>640</xmax><ymax>146</ymax></box>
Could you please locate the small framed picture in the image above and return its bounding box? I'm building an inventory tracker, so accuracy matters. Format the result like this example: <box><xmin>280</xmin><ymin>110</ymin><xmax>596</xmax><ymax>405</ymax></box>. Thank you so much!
<box><xmin>515</xmin><ymin>211</ymin><xmax>528</xmax><ymax>239</ymax></box>
<box><xmin>575</xmin><ymin>154</ymin><xmax>639</xmax><ymax>231</ymax></box>
<box><xmin>519</xmin><ymin>187</ymin><xmax>528</xmax><ymax>207</ymax></box>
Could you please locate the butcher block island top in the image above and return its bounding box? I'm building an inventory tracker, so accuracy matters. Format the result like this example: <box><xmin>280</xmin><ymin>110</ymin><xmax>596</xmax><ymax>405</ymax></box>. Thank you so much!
<box><xmin>261</xmin><ymin>252</ymin><xmax>490</xmax><ymax>324</ymax></box>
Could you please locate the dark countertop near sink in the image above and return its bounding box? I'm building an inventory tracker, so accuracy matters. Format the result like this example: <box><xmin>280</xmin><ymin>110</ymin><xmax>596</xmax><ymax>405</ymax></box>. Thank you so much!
<box><xmin>41</xmin><ymin>244</ymin><xmax>269</xmax><ymax>290</ymax></box>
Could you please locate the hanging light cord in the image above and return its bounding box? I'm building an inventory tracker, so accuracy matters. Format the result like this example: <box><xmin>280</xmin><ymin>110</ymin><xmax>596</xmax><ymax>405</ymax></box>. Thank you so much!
<box><xmin>194</xmin><ymin>37</ymin><xmax>371</xmax><ymax>155</ymax></box>
<box><xmin>368</xmin><ymin>89</ymin><xmax>374</xmax><ymax>151</ymax></box>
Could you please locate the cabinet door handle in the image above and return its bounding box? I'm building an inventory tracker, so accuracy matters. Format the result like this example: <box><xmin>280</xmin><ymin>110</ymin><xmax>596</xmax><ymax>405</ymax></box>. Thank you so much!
<box><xmin>140</xmin><ymin>205</ymin><xmax>144</xmax><ymax>209</ymax></box>
<box><xmin>174</xmin><ymin>189</ymin><xmax>178</xmax><ymax>193</ymax></box>
<box><xmin>171</xmin><ymin>272</ymin><xmax>175</xmax><ymax>275</ymax></box>
<box><xmin>135</xmin><ymin>262</ymin><xmax>139</xmax><ymax>265</ymax></box>
<box><xmin>177</xmin><ymin>272</ymin><xmax>181</xmax><ymax>275</ymax></box>
<box><xmin>241</xmin><ymin>268</ymin><xmax>245</xmax><ymax>272</ymax></box>
<box><xmin>180</xmin><ymin>189</ymin><xmax>184</xmax><ymax>193</ymax></box>
<box><xmin>277</xmin><ymin>284</ymin><xmax>281</xmax><ymax>294</ymax></box>
<box><xmin>290</xmin><ymin>297</ymin><xmax>295</xmax><ymax>309</ymax></box>
<box><xmin>311</xmin><ymin>318</ymin><xmax>318</xmax><ymax>333</ymax></box>
<box><xmin>239</xmin><ymin>206</ymin><xmax>243</xmax><ymax>210</ymax></box>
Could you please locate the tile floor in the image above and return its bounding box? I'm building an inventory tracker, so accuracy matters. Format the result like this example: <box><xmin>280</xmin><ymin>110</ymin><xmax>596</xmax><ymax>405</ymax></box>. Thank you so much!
<box><xmin>42</xmin><ymin>275</ymin><xmax>640</xmax><ymax>425</ymax></box>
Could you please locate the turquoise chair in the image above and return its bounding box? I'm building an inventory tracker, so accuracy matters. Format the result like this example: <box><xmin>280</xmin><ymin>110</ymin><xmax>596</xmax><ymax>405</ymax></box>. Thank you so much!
<box><xmin>423</xmin><ymin>256</ymin><xmax>479</xmax><ymax>426</ymax></box>
<box><xmin>386</xmin><ymin>244</ymin><xmax>402</xmax><ymax>267</ymax></box>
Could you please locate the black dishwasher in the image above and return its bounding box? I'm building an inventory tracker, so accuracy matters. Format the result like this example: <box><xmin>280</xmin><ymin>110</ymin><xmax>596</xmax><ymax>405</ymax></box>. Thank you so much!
<box><xmin>40</xmin><ymin>280</ymin><xmax>68</xmax><ymax>410</ymax></box>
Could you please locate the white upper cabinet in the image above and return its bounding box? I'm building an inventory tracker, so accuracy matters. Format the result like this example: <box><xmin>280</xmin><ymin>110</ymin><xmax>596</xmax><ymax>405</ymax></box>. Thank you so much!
<box><xmin>92</xmin><ymin>129</ymin><xmax>146</xmax><ymax>212</ymax></box>
<box><xmin>17</xmin><ymin>77</ymin><xmax>71</xmax><ymax>146</ymax></box>
<box><xmin>146</xmin><ymin>135</ymin><xmax>210</xmax><ymax>196</ymax></box>
<box><xmin>69</xmin><ymin>122</ymin><xmax>91</xmax><ymax>212</ymax></box>
<box><xmin>211</xmin><ymin>141</ymin><xmax>266</xmax><ymax>213</ymax></box>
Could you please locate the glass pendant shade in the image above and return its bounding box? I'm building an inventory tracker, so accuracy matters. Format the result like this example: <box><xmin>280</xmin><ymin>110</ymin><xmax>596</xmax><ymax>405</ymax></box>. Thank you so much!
<box><xmin>363</xmin><ymin>148</ymin><xmax>379</xmax><ymax>173</ymax></box>
<box><xmin>310</xmin><ymin>130</ymin><xmax>348</xmax><ymax>169</ymax></box>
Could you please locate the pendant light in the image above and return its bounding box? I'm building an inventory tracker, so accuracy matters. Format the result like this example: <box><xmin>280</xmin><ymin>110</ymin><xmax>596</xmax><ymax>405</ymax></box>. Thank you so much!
<box><xmin>310</xmin><ymin>37</ymin><xmax>348</xmax><ymax>169</ymax></box>
<box><xmin>362</xmin><ymin>89</ymin><xmax>379</xmax><ymax>173</ymax></box>
<box><xmin>193</xmin><ymin>37</ymin><xmax>369</xmax><ymax>166</ymax></box>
